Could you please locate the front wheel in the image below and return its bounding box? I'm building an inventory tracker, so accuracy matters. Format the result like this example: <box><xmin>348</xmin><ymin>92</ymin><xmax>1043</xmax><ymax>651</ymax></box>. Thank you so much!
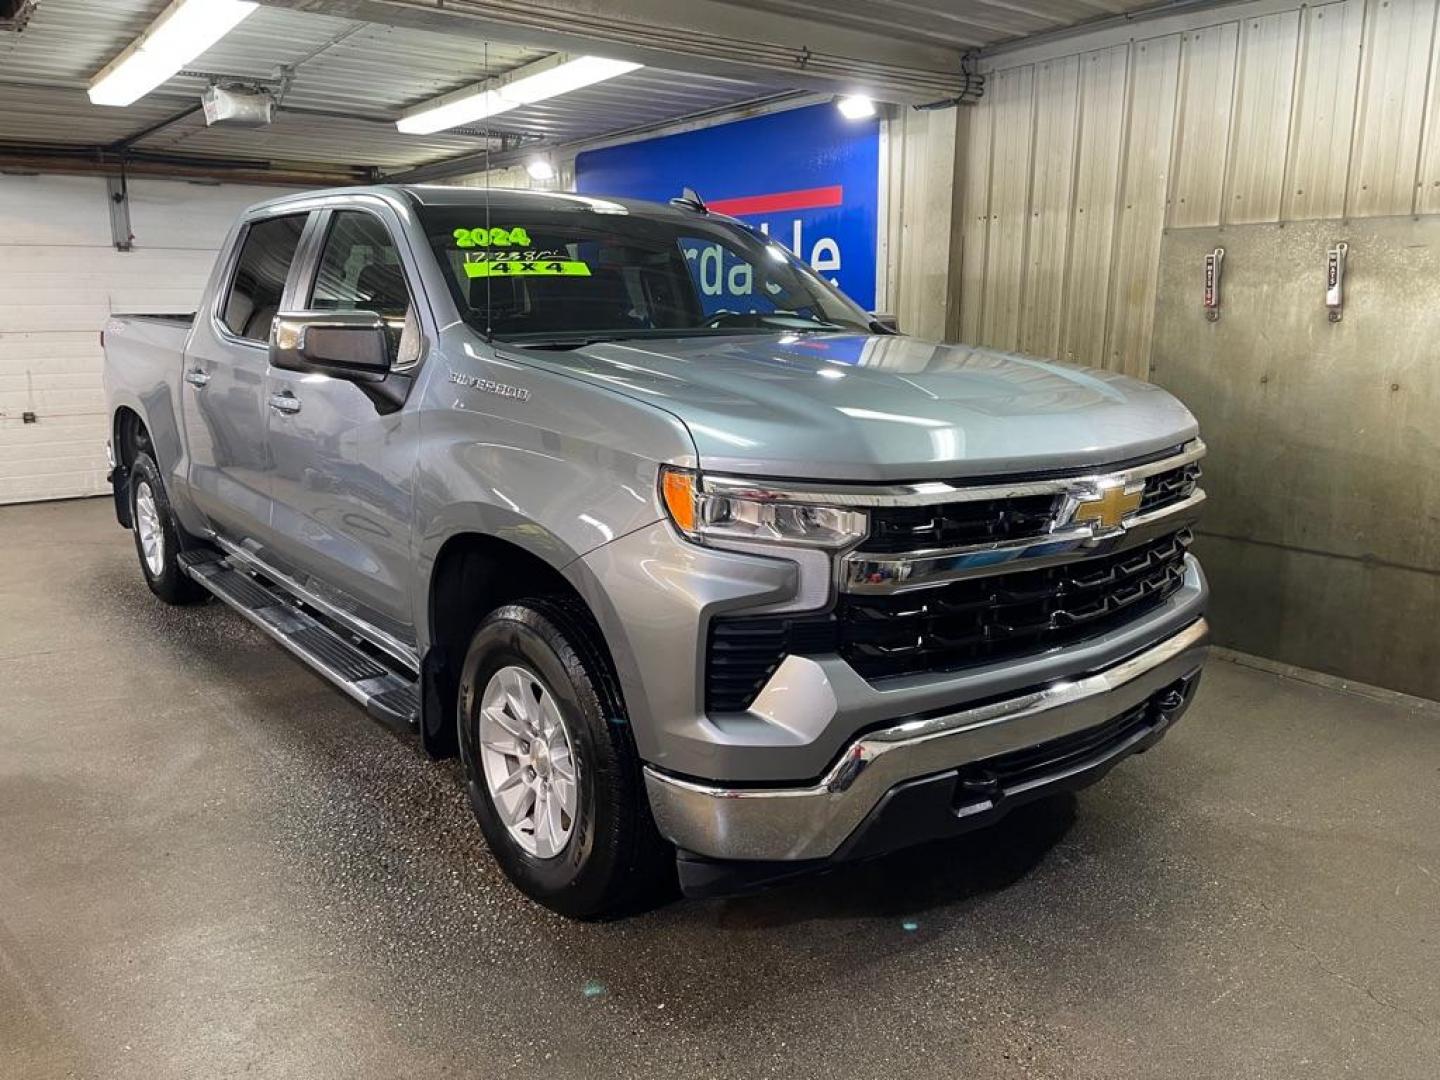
<box><xmin>128</xmin><ymin>453</ymin><xmax>207</xmax><ymax>606</ymax></box>
<box><xmin>457</xmin><ymin>598</ymin><xmax>673</xmax><ymax>919</ymax></box>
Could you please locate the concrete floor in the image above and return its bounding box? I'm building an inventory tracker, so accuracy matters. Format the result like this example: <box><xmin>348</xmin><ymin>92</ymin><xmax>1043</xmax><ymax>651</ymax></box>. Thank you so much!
<box><xmin>2</xmin><ymin>498</ymin><xmax>1437</xmax><ymax>1080</ymax></box>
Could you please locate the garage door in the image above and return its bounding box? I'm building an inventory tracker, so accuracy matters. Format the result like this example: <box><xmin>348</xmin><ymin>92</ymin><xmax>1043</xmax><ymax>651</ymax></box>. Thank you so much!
<box><xmin>0</xmin><ymin>174</ymin><xmax>286</xmax><ymax>504</ymax></box>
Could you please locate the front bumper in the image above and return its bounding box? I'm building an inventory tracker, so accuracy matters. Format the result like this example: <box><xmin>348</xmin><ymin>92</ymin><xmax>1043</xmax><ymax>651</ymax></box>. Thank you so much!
<box><xmin>644</xmin><ymin>617</ymin><xmax>1208</xmax><ymax>866</ymax></box>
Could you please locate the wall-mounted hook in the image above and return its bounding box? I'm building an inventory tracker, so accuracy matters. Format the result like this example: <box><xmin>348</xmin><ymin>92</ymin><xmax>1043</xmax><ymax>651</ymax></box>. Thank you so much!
<box><xmin>1203</xmin><ymin>247</ymin><xmax>1224</xmax><ymax>322</ymax></box>
<box><xmin>1326</xmin><ymin>242</ymin><xmax>1347</xmax><ymax>322</ymax></box>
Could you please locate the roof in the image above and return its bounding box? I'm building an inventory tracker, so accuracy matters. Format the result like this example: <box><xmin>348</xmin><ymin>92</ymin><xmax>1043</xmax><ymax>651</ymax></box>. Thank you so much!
<box><xmin>242</xmin><ymin>183</ymin><xmax>708</xmax><ymax>222</ymax></box>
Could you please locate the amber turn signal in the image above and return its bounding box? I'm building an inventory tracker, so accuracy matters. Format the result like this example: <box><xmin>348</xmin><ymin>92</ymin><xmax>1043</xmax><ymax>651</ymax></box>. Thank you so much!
<box><xmin>659</xmin><ymin>467</ymin><xmax>699</xmax><ymax>535</ymax></box>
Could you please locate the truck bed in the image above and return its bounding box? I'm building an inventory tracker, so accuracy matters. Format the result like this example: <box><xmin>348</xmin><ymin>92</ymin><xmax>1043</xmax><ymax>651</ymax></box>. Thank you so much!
<box><xmin>112</xmin><ymin>312</ymin><xmax>196</xmax><ymax>325</ymax></box>
<box><xmin>102</xmin><ymin>313</ymin><xmax>197</xmax><ymax>475</ymax></box>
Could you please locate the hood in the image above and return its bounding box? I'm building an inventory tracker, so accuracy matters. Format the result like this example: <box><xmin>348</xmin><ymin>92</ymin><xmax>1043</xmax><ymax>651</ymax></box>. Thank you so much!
<box><xmin>514</xmin><ymin>333</ymin><xmax>1198</xmax><ymax>482</ymax></box>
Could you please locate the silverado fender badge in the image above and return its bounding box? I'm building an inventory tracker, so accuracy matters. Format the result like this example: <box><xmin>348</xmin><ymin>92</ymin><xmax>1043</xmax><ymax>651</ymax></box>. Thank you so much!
<box><xmin>448</xmin><ymin>370</ymin><xmax>531</xmax><ymax>403</ymax></box>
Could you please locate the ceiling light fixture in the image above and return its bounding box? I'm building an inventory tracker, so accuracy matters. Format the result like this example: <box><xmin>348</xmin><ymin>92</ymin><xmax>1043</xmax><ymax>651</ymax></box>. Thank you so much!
<box><xmin>88</xmin><ymin>0</ymin><xmax>258</xmax><ymax>107</ymax></box>
<box><xmin>525</xmin><ymin>157</ymin><xmax>556</xmax><ymax>181</ymax></box>
<box><xmin>397</xmin><ymin>54</ymin><xmax>642</xmax><ymax>136</ymax></box>
<box><xmin>836</xmin><ymin>94</ymin><xmax>877</xmax><ymax>120</ymax></box>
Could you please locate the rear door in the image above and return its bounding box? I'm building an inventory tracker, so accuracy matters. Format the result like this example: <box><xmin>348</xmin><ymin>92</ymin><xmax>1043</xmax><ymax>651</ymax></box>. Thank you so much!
<box><xmin>263</xmin><ymin>205</ymin><xmax>423</xmax><ymax>644</ymax></box>
<box><xmin>183</xmin><ymin>211</ymin><xmax>311</xmax><ymax>543</ymax></box>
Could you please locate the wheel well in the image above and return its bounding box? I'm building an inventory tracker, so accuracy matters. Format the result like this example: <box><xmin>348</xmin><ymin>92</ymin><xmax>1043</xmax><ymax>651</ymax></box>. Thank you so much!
<box><xmin>421</xmin><ymin>533</ymin><xmax>618</xmax><ymax>758</ymax></box>
<box><xmin>111</xmin><ymin>407</ymin><xmax>153</xmax><ymax>529</ymax></box>
<box><xmin>114</xmin><ymin>407</ymin><xmax>152</xmax><ymax>469</ymax></box>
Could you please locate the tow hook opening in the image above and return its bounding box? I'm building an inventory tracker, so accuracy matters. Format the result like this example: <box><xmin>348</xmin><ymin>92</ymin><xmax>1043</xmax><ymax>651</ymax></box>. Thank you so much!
<box><xmin>1155</xmin><ymin>680</ymin><xmax>1189</xmax><ymax>716</ymax></box>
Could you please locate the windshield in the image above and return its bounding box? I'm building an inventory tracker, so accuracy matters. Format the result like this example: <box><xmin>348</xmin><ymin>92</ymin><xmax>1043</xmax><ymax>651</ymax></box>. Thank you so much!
<box><xmin>417</xmin><ymin>202</ymin><xmax>873</xmax><ymax>345</ymax></box>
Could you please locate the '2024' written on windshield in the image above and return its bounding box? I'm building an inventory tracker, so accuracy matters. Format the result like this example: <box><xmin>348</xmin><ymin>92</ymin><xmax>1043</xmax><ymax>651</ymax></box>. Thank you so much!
<box><xmin>451</xmin><ymin>226</ymin><xmax>591</xmax><ymax>278</ymax></box>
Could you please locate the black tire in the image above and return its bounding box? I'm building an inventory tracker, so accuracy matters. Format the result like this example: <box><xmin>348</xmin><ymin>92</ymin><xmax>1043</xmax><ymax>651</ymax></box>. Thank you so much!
<box><xmin>457</xmin><ymin>597</ymin><xmax>674</xmax><ymax>919</ymax></box>
<box><xmin>128</xmin><ymin>452</ymin><xmax>208</xmax><ymax>606</ymax></box>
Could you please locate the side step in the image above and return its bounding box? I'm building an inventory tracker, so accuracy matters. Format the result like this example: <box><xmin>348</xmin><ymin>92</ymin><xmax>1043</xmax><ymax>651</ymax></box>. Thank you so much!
<box><xmin>179</xmin><ymin>550</ymin><xmax>420</xmax><ymax>730</ymax></box>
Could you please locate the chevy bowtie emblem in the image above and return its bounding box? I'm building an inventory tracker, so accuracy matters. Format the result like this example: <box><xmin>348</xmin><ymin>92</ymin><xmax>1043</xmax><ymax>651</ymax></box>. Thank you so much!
<box><xmin>1073</xmin><ymin>485</ymin><xmax>1144</xmax><ymax>529</ymax></box>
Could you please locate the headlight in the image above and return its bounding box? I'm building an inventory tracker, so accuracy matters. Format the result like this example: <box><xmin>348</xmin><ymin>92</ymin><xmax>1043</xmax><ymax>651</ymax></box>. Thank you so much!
<box><xmin>659</xmin><ymin>466</ymin><xmax>867</xmax><ymax>549</ymax></box>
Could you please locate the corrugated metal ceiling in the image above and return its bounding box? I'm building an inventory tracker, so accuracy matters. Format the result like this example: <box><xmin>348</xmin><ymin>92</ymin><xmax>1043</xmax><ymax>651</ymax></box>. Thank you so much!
<box><xmin>0</xmin><ymin>0</ymin><xmax>791</xmax><ymax>172</ymax></box>
<box><xmin>0</xmin><ymin>0</ymin><xmax>1171</xmax><ymax>175</ymax></box>
<box><xmin>719</xmin><ymin>0</ymin><xmax>1164</xmax><ymax>52</ymax></box>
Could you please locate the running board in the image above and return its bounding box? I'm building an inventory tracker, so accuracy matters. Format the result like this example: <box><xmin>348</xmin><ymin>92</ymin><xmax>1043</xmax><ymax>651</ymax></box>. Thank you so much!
<box><xmin>179</xmin><ymin>550</ymin><xmax>420</xmax><ymax>731</ymax></box>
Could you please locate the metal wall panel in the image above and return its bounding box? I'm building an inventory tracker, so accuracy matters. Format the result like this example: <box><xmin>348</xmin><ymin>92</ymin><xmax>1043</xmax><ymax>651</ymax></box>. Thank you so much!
<box><xmin>893</xmin><ymin>108</ymin><xmax>964</xmax><ymax>342</ymax></box>
<box><xmin>1059</xmin><ymin>44</ymin><xmax>1129</xmax><ymax>366</ymax></box>
<box><xmin>1151</xmin><ymin>217</ymin><xmax>1440</xmax><ymax>699</ymax></box>
<box><xmin>964</xmin><ymin>0</ymin><xmax>1440</xmax><ymax>375</ymax></box>
<box><xmin>1018</xmin><ymin>55</ymin><xmax>1080</xmax><ymax>357</ymax></box>
<box><xmin>957</xmin><ymin>99</ymin><xmax>994</xmax><ymax>344</ymax></box>
<box><xmin>1415</xmin><ymin>27</ymin><xmax>1440</xmax><ymax>213</ymax></box>
<box><xmin>1224</xmin><ymin>11</ymin><xmax>1300</xmax><ymax>224</ymax></box>
<box><xmin>1283</xmin><ymin>1</ymin><xmax>1365</xmax><ymax>219</ymax></box>
<box><xmin>1105</xmin><ymin>34</ymin><xmax>1181</xmax><ymax>377</ymax></box>
<box><xmin>981</xmin><ymin>65</ymin><xmax>1036</xmax><ymax>349</ymax></box>
<box><xmin>1168</xmin><ymin>22</ymin><xmax>1239</xmax><ymax>228</ymax></box>
<box><xmin>1347</xmin><ymin>0</ymin><xmax>1439</xmax><ymax>215</ymax></box>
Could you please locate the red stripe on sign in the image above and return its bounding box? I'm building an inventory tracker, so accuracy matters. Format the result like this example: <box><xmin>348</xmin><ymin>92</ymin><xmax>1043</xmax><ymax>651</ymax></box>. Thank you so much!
<box><xmin>707</xmin><ymin>185</ymin><xmax>844</xmax><ymax>216</ymax></box>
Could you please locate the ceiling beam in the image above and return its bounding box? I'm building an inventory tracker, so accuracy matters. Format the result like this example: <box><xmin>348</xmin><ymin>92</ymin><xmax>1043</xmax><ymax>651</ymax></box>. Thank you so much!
<box><xmin>257</xmin><ymin>0</ymin><xmax>967</xmax><ymax>103</ymax></box>
<box><xmin>0</xmin><ymin>143</ymin><xmax>376</xmax><ymax>187</ymax></box>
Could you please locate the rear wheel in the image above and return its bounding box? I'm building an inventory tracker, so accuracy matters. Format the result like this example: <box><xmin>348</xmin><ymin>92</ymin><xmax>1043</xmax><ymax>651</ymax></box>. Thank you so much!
<box><xmin>128</xmin><ymin>453</ymin><xmax>207</xmax><ymax>606</ymax></box>
<box><xmin>457</xmin><ymin>598</ymin><xmax>673</xmax><ymax>919</ymax></box>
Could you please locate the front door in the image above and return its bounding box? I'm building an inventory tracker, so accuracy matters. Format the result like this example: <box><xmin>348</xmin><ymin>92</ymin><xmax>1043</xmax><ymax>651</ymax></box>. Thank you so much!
<box><xmin>264</xmin><ymin>207</ymin><xmax>421</xmax><ymax>643</ymax></box>
<box><xmin>183</xmin><ymin>212</ymin><xmax>309</xmax><ymax>544</ymax></box>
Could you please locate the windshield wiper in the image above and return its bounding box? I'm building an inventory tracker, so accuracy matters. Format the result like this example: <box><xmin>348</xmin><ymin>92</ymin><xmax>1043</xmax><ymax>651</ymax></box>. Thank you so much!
<box><xmin>501</xmin><ymin>334</ymin><xmax>648</xmax><ymax>351</ymax></box>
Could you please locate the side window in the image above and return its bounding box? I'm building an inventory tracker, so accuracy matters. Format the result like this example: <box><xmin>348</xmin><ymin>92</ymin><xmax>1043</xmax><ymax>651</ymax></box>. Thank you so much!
<box><xmin>310</xmin><ymin>212</ymin><xmax>410</xmax><ymax>318</ymax></box>
<box><xmin>221</xmin><ymin>214</ymin><xmax>307</xmax><ymax>343</ymax></box>
<box><xmin>309</xmin><ymin>211</ymin><xmax>418</xmax><ymax>365</ymax></box>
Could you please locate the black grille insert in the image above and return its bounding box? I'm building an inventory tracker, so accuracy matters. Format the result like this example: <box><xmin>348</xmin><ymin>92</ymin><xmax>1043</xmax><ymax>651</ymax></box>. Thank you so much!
<box><xmin>1139</xmin><ymin>461</ymin><xmax>1201</xmax><ymax>514</ymax></box>
<box><xmin>862</xmin><ymin>494</ymin><xmax>1057</xmax><ymax>553</ymax></box>
<box><xmin>839</xmin><ymin>529</ymin><xmax>1192</xmax><ymax>680</ymax></box>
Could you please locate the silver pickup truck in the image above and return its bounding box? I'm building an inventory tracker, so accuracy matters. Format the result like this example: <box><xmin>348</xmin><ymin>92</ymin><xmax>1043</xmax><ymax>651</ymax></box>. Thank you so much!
<box><xmin>102</xmin><ymin>185</ymin><xmax>1209</xmax><ymax>917</ymax></box>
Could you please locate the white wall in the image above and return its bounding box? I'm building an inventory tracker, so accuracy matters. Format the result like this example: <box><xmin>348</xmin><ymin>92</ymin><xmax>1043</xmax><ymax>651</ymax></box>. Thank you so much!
<box><xmin>0</xmin><ymin>174</ymin><xmax>289</xmax><ymax>504</ymax></box>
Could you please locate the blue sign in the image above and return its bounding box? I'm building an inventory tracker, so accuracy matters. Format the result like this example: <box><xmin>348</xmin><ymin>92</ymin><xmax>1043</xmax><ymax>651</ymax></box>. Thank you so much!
<box><xmin>575</xmin><ymin>103</ymin><xmax>879</xmax><ymax>310</ymax></box>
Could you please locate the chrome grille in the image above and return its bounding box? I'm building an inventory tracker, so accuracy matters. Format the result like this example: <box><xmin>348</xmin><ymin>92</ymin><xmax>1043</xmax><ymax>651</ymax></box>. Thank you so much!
<box><xmin>703</xmin><ymin>442</ymin><xmax>1205</xmax><ymax>712</ymax></box>
<box><xmin>857</xmin><ymin>458</ymin><xmax>1201</xmax><ymax>558</ymax></box>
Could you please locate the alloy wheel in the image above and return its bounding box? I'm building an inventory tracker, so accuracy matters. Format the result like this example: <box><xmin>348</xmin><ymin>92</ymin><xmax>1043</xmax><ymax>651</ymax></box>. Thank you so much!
<box><xmin>477</xmin><ymin>664</ymin><xmax>579</xmax><ymax>859</ymax></box>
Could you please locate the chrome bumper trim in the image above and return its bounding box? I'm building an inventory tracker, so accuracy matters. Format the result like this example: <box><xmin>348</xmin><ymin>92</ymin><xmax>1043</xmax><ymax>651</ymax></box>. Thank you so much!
<box><xmin>644</xmin><ymin>618</ymin><xmax>1210</xmax><ymax>862</ymax></box>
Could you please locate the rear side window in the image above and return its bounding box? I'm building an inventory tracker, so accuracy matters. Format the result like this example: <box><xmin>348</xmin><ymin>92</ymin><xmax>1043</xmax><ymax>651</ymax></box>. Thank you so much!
<box><xmin>221</xmin><ymin>214</ymin><xmax>307</xmax><ymax>342</ymax></box>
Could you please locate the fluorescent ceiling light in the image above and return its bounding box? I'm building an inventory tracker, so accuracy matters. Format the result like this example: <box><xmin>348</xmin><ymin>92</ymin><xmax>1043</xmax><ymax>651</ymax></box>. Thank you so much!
<box><xmin>397</xmin><ymin>54</ymin><xmax>642</xmax><ymax>135</ymax></box>
<box><xmin>836</xmin><ymin>94</ymin><xmax>876</xmax><ymax>120</ymax></box>
<box><xmin>88</xmin><ymin>0</ymin><xmax>258</xmax><ymax>107</ymax></box>
<box><xmin>525</xmin><ymin>157</ymin><xmax>556</xmax><ymax>181</ymax></box>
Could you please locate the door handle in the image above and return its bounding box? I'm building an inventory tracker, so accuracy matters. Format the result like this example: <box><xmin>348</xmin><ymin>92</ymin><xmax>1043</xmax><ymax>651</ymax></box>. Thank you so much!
<box><xmin>184</xmin><ymin>369</ymin><xmax>211</xmax><ymax>388</ymax></box>
<box><xmin>268</xmin><ymin>391</ymin><xmax>302</xmax><ymax>415</ymax></box>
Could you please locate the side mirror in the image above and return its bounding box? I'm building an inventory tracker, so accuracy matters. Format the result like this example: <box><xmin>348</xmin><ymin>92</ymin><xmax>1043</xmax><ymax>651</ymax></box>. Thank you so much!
<box><xmin>868</xmin><ymin>312</ymin><xmax>899</xmax><ymax>334</ymax></box>
<box><xmin>270</xmin><ymin>311</ymin><xmax>390</xmax><ymax>381</ymax></box>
